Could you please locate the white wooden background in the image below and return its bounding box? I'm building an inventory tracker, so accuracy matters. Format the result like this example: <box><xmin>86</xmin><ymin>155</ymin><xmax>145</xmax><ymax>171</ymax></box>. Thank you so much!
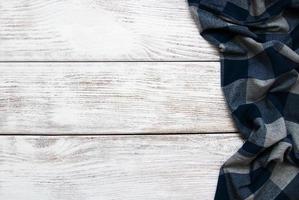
<box><xmin>0</xmin><ymin>0</ymin><xmax>243</xmax><ymax>199</ymax></box>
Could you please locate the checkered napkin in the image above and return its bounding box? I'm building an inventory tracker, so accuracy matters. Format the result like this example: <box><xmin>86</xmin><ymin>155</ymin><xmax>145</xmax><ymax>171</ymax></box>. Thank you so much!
<box><xmin>188</xmin><ymin>0</ymin><xmax>299</xmax><ymax>199</ymax></box>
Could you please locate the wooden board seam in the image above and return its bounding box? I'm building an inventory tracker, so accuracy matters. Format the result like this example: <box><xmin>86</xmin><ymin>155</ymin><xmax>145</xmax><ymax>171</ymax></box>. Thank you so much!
<box><xmin>0</xmin><ymin>132</ymin><xmax>240</xmax><ymax>136</ymax></box>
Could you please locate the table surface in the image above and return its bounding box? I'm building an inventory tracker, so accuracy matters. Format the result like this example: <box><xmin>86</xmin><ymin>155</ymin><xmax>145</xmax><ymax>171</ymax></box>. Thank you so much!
<box><xmin>0</xmin><ymin>1</ymin><xmax>243</xmax><ymax>199</ymax></box>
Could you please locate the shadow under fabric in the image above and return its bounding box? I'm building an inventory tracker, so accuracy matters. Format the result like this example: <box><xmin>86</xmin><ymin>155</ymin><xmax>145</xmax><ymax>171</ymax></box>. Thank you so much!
<box><xmin>187</xmin><ymin>0</ymin><xmax>299</xmax><ymax>199</ymax></box>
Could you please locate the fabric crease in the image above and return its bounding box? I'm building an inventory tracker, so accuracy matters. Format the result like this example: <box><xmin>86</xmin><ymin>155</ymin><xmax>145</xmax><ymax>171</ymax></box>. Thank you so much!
<box><xmin>188</xmin><ymin>0</ymin><xmax>299</xmax><ymax>199</ymax></box>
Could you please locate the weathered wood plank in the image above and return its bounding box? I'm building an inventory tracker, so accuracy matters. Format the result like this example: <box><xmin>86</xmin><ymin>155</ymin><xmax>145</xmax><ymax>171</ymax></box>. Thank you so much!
<box><xmin>0</xmin><ymin>134</ymin><xmax>243</xmax><ymax>200</ymax></box>
<box><xmin>0</xmin><ymin>62</ymin><xmax>235</xmax><ymax>134</ymax></box>
<box><xmin>0</xmin><ymin>0</ymin><xmax>218</xmax><ymax>61</ymax></box>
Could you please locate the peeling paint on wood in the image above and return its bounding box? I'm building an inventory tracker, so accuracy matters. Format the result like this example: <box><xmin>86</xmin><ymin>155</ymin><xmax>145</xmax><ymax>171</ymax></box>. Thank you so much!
<box><xmin>0</xmin><ymin>62</ymin><xmax>235</xmax><ymax>134</ymax></box>
<box><xmin>0</xmin><ymin>134</ymin><xmax>243</xmax><ymax>200</ymax></box>
<box><xmin>0</xmin><ymin>0</ymin><xmax>219</xmax><ymax>61</ymax></box>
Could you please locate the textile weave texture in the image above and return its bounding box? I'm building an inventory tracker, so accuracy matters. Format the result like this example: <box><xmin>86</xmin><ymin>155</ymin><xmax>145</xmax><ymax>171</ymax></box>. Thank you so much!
<box><xmin>188</xmin><ymin>0</ymin><xmax>299</xmax><ymax>199</ymax></box>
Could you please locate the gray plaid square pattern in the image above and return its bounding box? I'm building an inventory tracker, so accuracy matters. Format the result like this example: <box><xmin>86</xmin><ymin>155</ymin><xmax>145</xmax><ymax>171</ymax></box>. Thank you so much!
<box><xmin>188</xmin><ymin>0</ymin><xmax>299</xmax><ymax>199</ymax></box>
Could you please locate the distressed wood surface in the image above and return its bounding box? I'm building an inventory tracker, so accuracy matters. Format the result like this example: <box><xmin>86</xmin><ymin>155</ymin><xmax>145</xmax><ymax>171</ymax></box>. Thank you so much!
<box><xmin>0</xmin><ymin>0</ymin><xmax>219</xmax><ymax>61</ymax></box>
<box><xmin>0</xmin><ymin>62</ymin><xmax>235</xmax><ymax>134</ymax></box>
<box><xmin>0</xmin><ymin>1</ymin><xmax>238</xmax><ymax>199</ymax></box>
<box><xmin>0</xmin><ymin>134</ymin><xmax>243</xmax><ymax>200</ymax></box>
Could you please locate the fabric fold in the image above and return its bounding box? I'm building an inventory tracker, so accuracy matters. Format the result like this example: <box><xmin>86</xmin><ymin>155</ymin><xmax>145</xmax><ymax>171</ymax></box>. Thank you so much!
<box><xmin>188</xmin><ymin>0</ymin><xmax>299</xmax><ymax>199</ymax></box>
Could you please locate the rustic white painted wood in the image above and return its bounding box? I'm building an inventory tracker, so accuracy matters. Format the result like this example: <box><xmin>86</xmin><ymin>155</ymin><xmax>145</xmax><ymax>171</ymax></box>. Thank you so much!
<box><xmin>0</xmin><ymin>1</ymin><xmax>238</xmax><ymax>199</ymax></box>
<box><xmin>0</xmin><ymin>134</ymin><xmax>243</xmax><ymax>200</ymax></box>
<box><xmin>0</xmin><ymin>62</ymin><xmax>235</xmax><ymax>134</ymax></box>
<box><xmin>0</xmin><ymin>0</ymin><xmax>219</xmax><ymax>61</ymax></box>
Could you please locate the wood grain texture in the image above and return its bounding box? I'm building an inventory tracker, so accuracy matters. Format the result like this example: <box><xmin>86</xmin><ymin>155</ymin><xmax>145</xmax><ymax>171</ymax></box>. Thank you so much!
<box><xmin>0</xmin><ymin>62</ymin><xmax>235</xmax><ymax>134</ymax></box>
<box><xmin>0</xmin><ymin>0</ymin><xmax>219</xmax><ymax>61</ymax></box>
<box><xmin>0</xmin><ymin>134</ymin><xmax>243</xmax><ymax>200</ymax></box>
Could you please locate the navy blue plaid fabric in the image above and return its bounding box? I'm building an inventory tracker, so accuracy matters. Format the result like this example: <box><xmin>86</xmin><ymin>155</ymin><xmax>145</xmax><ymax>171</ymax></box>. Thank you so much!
<box><xmin>188</xmin><ymin>0</ymin><xmax>299</xmax><ymax>199</ymax></box>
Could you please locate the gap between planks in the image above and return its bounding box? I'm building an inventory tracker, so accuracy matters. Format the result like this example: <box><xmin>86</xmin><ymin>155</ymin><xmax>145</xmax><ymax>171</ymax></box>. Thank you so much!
<box><xmin>0</xmin><ymin>132</ymin><xmax>239</xmax><ymax>136</ymax></box>
<box><xmin>0</xmin><ymin>60</ymin><xmax>218</xmax><ymax>63</ymax></box>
